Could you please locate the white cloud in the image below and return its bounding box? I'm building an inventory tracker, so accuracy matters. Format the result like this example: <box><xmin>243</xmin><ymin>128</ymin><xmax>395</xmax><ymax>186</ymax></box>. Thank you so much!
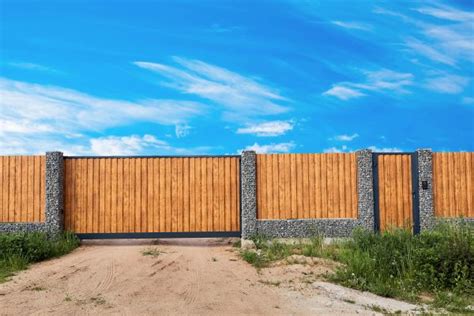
<box><xmin>332</xmin><ymin>133</ymin><xmax>359</xmax><ymax>141</ymax></box>
<box><xmin>0</xmin><ymin>77</ymin><xmax>205</xmax><ymax>154</ymax></box>
<box><xmin>239</xmin><ymin>142</ymin><xmax>295</xmax><ymax>154</ymax></box>
<box><xmin>368</xmin><ymin>146</ymin><xmax>402</xmax><ymax>153</ymax></box>
<box><xmin>405</xmin><ymin>37</ymin><xmax>456</xmax><ymax>66</ymax></box>
<box><xmin>324</xmin><ymin>145</ymin><xmax>348</xmax><ymax>153</ymax></box>
<box><xmin>175</xmin><ymin>124</ymin><xmax>191</xmax><ymax>138</ymax></box>
<box><xmin>323</xmin><ymin>69</ymin><xmax>414</xmax><ymax>100</ymax></box>
<box><xmin>236</xmin><ymin>120</ymin><xmax>294</xmax><ymax>137</ymax></box>
<box><xmin>323</xmin><ymin>86</ymin><xmax>365</xmax><ymax>100</ymax></box>
<box><xmin>331</xmin><ymin>21</ymin><xmax>372</xmax><ymax>31</ymax></box>
<box><xmin>8</xmin><ymin>62</ymin><xmax>56</xmax><ymax>72</ymax></box>
<box><xmin>134</xmin><ymin>57</ymin><xmax>289</xmax><ymax>119</ymax></box>
<box><xmin>425</xmin><ymin>75</ymin><xmax>469</xmax><ymax>94</ymax></box>
<box><xmin>415</xmin><ymin>5</ymin><xmax>474</xmax><ymax>22</ymax></box>
<box><xmin>90</xmin><ymin>134</ymin><xmax>167</xmax><ymax>155</ymax></box>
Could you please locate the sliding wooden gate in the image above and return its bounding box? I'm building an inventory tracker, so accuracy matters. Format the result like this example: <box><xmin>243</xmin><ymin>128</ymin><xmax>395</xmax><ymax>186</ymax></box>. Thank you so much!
<box><xmin>64</xmin><ymin>156</ymin><xmax>241</xmax><ymax>238</ymax></box>
<box><xmin>373</xmin><ymin>153</ymin><xmax>419</xmax><ymax>233</ymax></box>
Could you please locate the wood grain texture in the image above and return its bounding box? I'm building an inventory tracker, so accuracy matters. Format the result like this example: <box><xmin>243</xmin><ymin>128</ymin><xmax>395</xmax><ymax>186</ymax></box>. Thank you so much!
<box><xmin>433</xmin><ymin>152</ymin><xmax>474</xmax><ymax>218</ymax></box>
<box><xmin>377</xmin><ymin>154</ymin><xmax>413</xmax><ymax>231</ymax></box>
<box><xmin>64</xmin><ymin>157</ymin><xmax>240</xmax><ymax>233</ymax></box>
<box><xmin>0</xmin><ymin>156</ymin><xmax>45</xmax><ymax>222</ymax></box>
<box><xmin>256</xmin><ymin>153</ymin><xmax>358</xmax><ymax>219</ymax></box>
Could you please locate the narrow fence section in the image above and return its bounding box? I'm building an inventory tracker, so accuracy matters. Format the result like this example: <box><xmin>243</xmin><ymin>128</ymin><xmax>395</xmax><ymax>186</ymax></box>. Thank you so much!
<box><xmin>64</xmin><ymin>157</ymin><xmax>240</xmax><ymax>234</ymax></box>
<box><xmin>0</xmin><ymin>156</ymin><xmax>46</xmax><ymax>222</ymax></box>
<box><xmin>256</xmin><ymin>153</ymin><xmax>358</xmax><ymax>219</ymax></box>
<box><xmin>375</xmin><ymin>154</ymin><xmax>413</xmax><ymax>231</ymax></box>
<box><xmin>433</xmin><ymin>152</ymin><xmax>473</xmax><ymax>218</ymax></box>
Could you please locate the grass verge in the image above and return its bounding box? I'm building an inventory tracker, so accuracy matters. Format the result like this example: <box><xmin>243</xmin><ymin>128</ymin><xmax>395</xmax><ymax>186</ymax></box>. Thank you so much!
<box><xmin>240</xmin><ymin>222</ymin><xmax>473</xmax><ymax>313</ymax></box>
<box><xmin>0</xmin><ymin>231</ymin><xmax>80</xmax><ymax>283</ymax></box>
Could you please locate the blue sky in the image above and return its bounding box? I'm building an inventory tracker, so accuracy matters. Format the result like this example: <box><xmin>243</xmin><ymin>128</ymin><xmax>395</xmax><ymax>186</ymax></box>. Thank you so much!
<box><xmin>0</xmin><ymin>0</ymin><xmax>473</xmax><ymax>155</ymax></box>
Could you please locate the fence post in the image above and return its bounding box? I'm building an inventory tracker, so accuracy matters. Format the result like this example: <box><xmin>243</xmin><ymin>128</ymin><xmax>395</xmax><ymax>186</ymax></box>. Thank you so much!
<box><xmin>45</xmin><ymin>151</ymin><xmax>64</xmax><ymax>235</ymax></box>
<box><xmin>416</xmin><ymin>149</ymin><xmax>434</xmax><ymax>231</ymax></box>
<box><xmin>241</xmin><ymin>150</ymin><xmax>257</xmax><ymax>239</ymax></box>
<box><xmin>356</xmin><ymin>149</ymin><xmax>375</xmax><ymax>232</ymax></box>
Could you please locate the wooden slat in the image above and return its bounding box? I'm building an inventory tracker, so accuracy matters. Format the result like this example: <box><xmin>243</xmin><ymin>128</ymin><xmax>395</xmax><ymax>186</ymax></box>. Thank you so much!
<box><xmin>433</xmin><ymin>152</ymin><xmax>474</xmax><ymax>218</ymax></box>
<box><xmin>256</xmin><ymin>153</ymin><xmax>358</xmax><ymax>220</ymax></box>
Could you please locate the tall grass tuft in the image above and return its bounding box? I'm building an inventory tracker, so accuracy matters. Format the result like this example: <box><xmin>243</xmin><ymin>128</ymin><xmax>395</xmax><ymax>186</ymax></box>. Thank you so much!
<box><xmin>0</xmin><ymin>232</ymin><xmax>79</xmax><ymax>282</ymax></box>
<box><xmin>331</xmin><ymin>222</ymin><xmax>473</xmax><ymax>311</ymax></box>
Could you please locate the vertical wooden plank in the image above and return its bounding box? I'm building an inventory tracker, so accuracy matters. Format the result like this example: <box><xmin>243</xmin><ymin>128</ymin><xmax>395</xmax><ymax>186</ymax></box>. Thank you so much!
<box><xmin>229</xmin><ymin>158</ymin><xmax>236</xmax><ymax>230</ymax></box>
<box><xmin>336</xmin><ymin>154</ymin><xmax>343</xmax><ymax>218</ymax></box>
<box><xmin>218</xmin><ymin>157</ymin><xmax>225</xmax><ymax>230</ymax></box>
<box><xmin>189</xmin><ymin>158</ymin><xmax>195</xmax><ymax>232</ymax></box>
<box><xmin>26</xmin><ymin>157</ymin><xmax>33</xmax><ymax>221</ymax></box>
<box><xmin>378</xmin><ymin>156</ymin><xmax>385</xmax><ymax>231</ymax></box>
<box><xmin>183</xmin><ymin>158</ymin><xmax>190</xmax><ymax>232</ymax></box>
<box><xmin>441</xmin><ymin>154</ymin><xmax>449</xmax><ymax>217</ymax></box>
<box><xmin>177</xmin><ymin>158</ymin><xmax>184</xmax><ymax>232</ymax></box>
<box><xmin>301</xmin><ymin>154</ymin><xmax>309</xmax><ymax>218</ymax></box>
<box><xmin>2</xmin><ymin>157</ymin><xmax>8</xmax><ymax>221</ymax></box>
<box><xmin>117</xmin><ymin>159</ymin><xmax>124</xmax><ymax>233</ymax></box>
<box><xmin>0</xmin><ymin>157</ymin><xmax>3</xmax><ymax>222</ymax></box>
<box><xmin>200</xmin><ymin>158</ymin><xmax>207</xmax><ymax>231</ymax></box>
<box><xmin>280</xmin><ymin>154</ymin><xmax>288</xmax><ymax>219</ymax></box>
<box><xmin>93</xmin><ymin>159</ymin><xmax>100</xmax><ymax>233</ymax></box>
<box><xmin>343</xmin><ymin>154</ymin><xmax>351</xmax><ymax>218</ymax></box>
<box><xmin>159</xmin><ymin>159</ymin><xmax>166</xmax><ymax>232</ymax></box>
<box><xmin>458</xmin><ymin>153</ymin><xmax>467</xmax><ymax>217</ymax></box>
<box><xmin>146</xmin><ymin>158</ymin><xmax>153</xmax><ymax>232</ymax></box>
<box><xmin>319</xmin><ymin>154</ymin><xmax>327</xmax><ymax>218</ymax></box>
<box><xmin>294</xmin><ymin>154</ymin><xmax>302</xmax><ymax>218</ymax></box>
<box><xmin>466</xmin><ymin>153</ymin><xmax>472</xmax><ymax>217</ymax></box>
<box><xmin>394</xmin><ymin>155</ymin><xmax>402</xmax><ymax>227</ymax></box>
<box><xmin>207</xmin><ymin>158</ymin><xmax>213</xmax><ymax>231</ymax></box>
<box><xmin>308</xmin><ymin>154</ymin><xmax>315</xmax><ymax>218</ymax></box>
<box><xmin>262</xmin><ymin>155</ymin><xmax>270</xmax><ymax>219</ymax></box>
<box><xmin>271</xmin><ymin>154</ymin><xmax>279</xmax><ymax>219</ymax></box>
<box><xmin>152</xmin><ymin>158</ymin><xmax>159</xmax><ymax>232</ymax></box>
<box><xmin>224</xmin><ymin>158</ymin><xmax>230</xmax><ymax>231</ymax></box>
<box><xmin>212</xmin><ymin>158</ymin><xmax>219</xmax><ymax>230</ymax></box>
<box><xmin>313</xmin><ymin>154</ymin><xmax>321</xmax><ymax>218</ymax></box>
<box><xmin>194</xmin><ymin>158</ymin><xmax>202</xmax><ymax>232</ymax></box>
<box><xmin>236</xmin><ymin>159</ymin><xmax>241</xmax><ymax>230</ymax></box>
<box><xmin>8</xmin><ymin>157</ymin><xmax>15</xmax><ymax>222</ymax></box>
<box><xmin>326</xmin><ymin>154</ymin><xmax>335</xmax><ymax>218</ymax></box>
<box><xmin>123</xmin><ymin>159</ymin><xmax>130</xmax><ymax>233</ymax></box>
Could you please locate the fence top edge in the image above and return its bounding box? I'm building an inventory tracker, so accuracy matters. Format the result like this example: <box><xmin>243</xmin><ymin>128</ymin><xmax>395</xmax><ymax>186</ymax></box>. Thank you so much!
<box><xmin>63</xmin><ymin>155</ymin><xmax>241</xmax><ymax>159</ymax></box>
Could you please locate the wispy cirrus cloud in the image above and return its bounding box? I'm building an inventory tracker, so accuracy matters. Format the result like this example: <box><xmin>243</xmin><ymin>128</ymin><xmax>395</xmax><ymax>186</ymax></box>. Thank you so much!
<box><xmin>331</xmin><ymin>133</ymin><xmax>359</xmax><ymax>141</ymax></box>
<box><xmin>323</xmin><ymin>69</ymin><xmax>414</xmax><ymax>101</ymax></box>
<box><xmin>8</xmin><ymin>62</ymin><xmax>58</xmax><ymax>73</ymax></box>
<box><xmin>331</xmin><ymin>20</ymin><xmax>372</xmax><ymax>31</ymax></box>
<box><xmin>415</xmin><ymin>5</ymin><xmax>474</xmax><ymax>22</ymax></box>
<box><xmin>133</xmin><ymin>57</ymin><xmax>290</xmax><ymax>120</ymax></box>
<box><xmin>236</xmin><ymin>120</ymin><xmax>294</xmax><ymax>137</ymax></box>
<box><xmin>425</xmin><ymin>74</ymin><xmax>469</xmax><ymax>94</ymax></box>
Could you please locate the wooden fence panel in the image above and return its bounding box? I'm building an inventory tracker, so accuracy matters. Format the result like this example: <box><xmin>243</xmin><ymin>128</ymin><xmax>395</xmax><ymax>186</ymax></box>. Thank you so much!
<box><xmin>0</xmin><ymin>156</ymin><xmax>45</xmax><ymax>222</ymax></box>
<box><xmin>377</xmin><ymin>154</ymin><xmax>413</xmax><ymax>231</ymax></box>
<box><xmin>256</xmin><ymin>153</ymin><xmax>358</xmax><ymax>219</ymax></box>
<box><xmin>64</xmin><ymin>157</ymin><xmax>240</xmax><ymax>233</ymax></box>
<box><xmin>433</xmin><ymin>152</ymin><xmax>474</xmax><ymax>218</ymax></box>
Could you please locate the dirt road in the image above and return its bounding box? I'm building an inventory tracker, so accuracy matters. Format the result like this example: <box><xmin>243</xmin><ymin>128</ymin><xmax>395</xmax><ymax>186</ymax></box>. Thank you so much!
<box><xmin>0</xmin><ymin>239</ymin><xmax>418</xmax><ymax>315</ymax></box>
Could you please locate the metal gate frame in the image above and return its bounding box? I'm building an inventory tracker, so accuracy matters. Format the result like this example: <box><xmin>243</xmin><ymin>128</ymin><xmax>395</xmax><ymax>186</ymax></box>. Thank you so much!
<box><xmin>65</xmin><ymin>155</ymin><xmax>242</xmax><ymax>239</ymax></box>
<box><xmin>372</xmin><ymin>152</ymin><xmax>420</xmax><ymax>234</ymax></box>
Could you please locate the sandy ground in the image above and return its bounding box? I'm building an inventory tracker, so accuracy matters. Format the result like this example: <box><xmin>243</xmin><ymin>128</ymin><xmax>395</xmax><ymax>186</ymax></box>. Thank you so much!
<box><xmin>0</xmin><ymin>238</ymin><xmax>419</xmax><ymax>315</ymax></box>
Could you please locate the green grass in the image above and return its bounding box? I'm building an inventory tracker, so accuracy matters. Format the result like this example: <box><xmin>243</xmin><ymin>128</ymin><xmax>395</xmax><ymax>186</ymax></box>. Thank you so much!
<box><xmin>330</xmin><ymin>223</ymin><xmax>474</xmax><ymax>313</ymax></box>
<box><xmin>141</xmin><ymin>247</ymin><xmax>161</xmax><ymax>257</ymax></box>
<box><xmin>240</xmin><ymin>223</ymin><xmax>474</xmax><ymax>313</ymax></box>
<box><xmin>0</xmin><ymin>231</ymin><xmax>79</xmax><ymax>283</ymax></box>
<box><xmin>240</xmin><ymin>234</ymin><xmax>326</xmax><ymax>269</ymax></box>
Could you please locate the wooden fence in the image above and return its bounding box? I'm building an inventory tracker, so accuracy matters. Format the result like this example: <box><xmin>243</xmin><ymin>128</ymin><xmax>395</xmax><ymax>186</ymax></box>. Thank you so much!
<box><xmin>375</xmin><ymin>154</ymin><xmax>413</xmax><ymax>231</ymax></box>
<box><xmin>64</xmin><ymin>157</ymin><xmax>240</xmax><ymax>233</ymax></box>
<box><xmin>256</xmin><ymin>153</ymin><xmax>358</xmax><ymax>219</ymax></box>
<box><xmin>0</xmin><ymin>156</ymin><xmax>46</xmax><ymax>222</ymax></box>
<box><xmin>433</xmin><ymin>152</ymin><xmax>473</xmax><ymax>218</ymax></box>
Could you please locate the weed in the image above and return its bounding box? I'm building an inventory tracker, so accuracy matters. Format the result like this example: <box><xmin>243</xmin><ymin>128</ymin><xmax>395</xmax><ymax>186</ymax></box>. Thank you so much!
<box><xmin>258</xmin><ymin>279</ymin><xmax>281</xmax><ymax>286</ymax></box>
<box><xmin>142</xmin><ymin>247</ymin><xmax>161</xmax><ymax>257</ymax></box>
<box><xmin>342</xmin><ymin>298</ymin><xmax>355</xmax><ymax>304</ymax></box>
<box><xmin>0</xmin><ymin>232</ymin><xmax>79</xmax><ymax>283</ymax></box>
<box><xmin>64</xmin><ymin>294</ymin><xmax>72</xmax><ymax>302</ymax></box>
<box><xmin>232</xmin><ymin>240</ymin><xmax>241</xmax><ymax>248</ymax></box>
<box><xmin>211</xmin><ymin>257</ymin><xmax>218</xmax><ymax>262</ymax></box>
